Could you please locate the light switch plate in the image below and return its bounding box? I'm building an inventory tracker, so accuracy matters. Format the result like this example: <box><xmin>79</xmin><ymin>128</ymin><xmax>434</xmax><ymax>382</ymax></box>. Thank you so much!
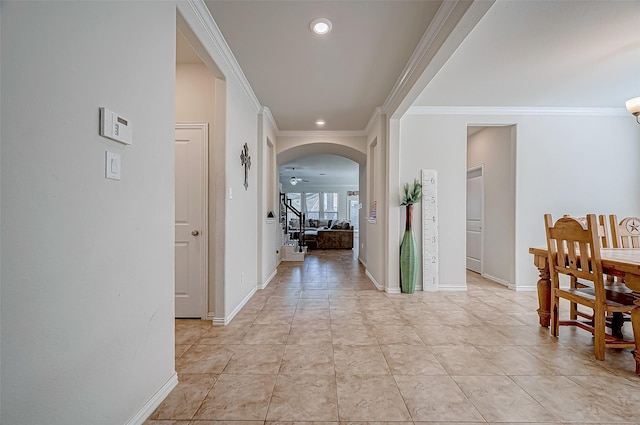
<box><xmin>106</xmin><ymin>151</ymin><xmax>121</xmax><ymax>180</ymax></box>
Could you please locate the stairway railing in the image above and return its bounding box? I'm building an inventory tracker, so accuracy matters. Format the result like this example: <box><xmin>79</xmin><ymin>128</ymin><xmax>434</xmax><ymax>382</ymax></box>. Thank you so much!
<box><xmin>280</xmin><ymin>193</ymin><xmax>305</xmax><ymax>250</ymax></box>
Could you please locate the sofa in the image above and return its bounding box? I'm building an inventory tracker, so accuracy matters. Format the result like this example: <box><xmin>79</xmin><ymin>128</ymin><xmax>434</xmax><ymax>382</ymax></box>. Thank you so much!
<box><xmin>316</xmin><ymin>228</ymin><xmax>354</xmax><ymax>249</ymax></box>
<box><xmin>291</xmin><ymin>219</ymin><xmax>353</xmax><ymax>249</ymax></box>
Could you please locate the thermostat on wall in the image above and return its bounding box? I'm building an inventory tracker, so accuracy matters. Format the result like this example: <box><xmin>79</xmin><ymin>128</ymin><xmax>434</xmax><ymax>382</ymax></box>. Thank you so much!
<box><xmin>99</xmin><ymin>107</ymin><xmax>132</xmax><ymax>145</ymax></box>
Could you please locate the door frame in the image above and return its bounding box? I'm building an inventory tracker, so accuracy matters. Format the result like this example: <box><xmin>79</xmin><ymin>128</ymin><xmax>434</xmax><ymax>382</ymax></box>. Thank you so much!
<box><xmin>466</xmin><ymin>164</ymin><xmax>484</xmax><ymax>275</ymax></box>
<box><xmin>175</xmin><ymin>122</ymin><xmax>209</xmax><ymax>320</ymax></box>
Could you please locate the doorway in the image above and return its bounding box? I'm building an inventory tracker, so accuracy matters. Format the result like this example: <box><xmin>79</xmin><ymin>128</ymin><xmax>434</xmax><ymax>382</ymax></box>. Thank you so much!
<box><xmin>466</xmin><ymin>125</ymin><xmax>516</xmax><ymax>287</ymax></box>
<box><xmin>466</xmin><ymin>165</ymin><xmax>483</xmax><ymax>274</ymax></box>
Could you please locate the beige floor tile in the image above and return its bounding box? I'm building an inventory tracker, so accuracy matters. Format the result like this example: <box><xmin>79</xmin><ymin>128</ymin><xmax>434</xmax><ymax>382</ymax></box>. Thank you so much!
<box><xmin>512</xmin><ymin>375</ymin><xmax>630</xmax><ymax>423</ymax></box>
<box><xmin>223</xmin><ymin>344</ymin><xmax>285</xmax><ymax>374</ymax></box>
<box><xmin>336</xmin><ymin>375</ymin><xmax>411</xmax><ymax>421</ymax></box>
<box><xmin>475</xmin><ymin>345</ymin><xmax>556</xmax><ymax>376</ymax></box>
<box><xmin>175</xmin><ymin>344</ymin><xmax>192</xmax><ymax>359</ymax></box>
<box><xmin>149</xmin><ymin>374</ymin><xmax>216</xmax><ymax>420</ymax></box>
<box><xmin>371</xmin><ymin>325</ymin><xmax>424</xmax><ymax>345</ymax></box>
<box><xmin>380</xmin><ymin>344</ymin><xmax>447</xmax><ymax>375</ymax></box>
<box><xmin>176</xmin><ymin>345</ymin><xmax>237</xmax><ymax>374</ymax></box>
<box><xmin>413</xmin><ymin>325</ymin><xmax>467</xmax><ymax>346</ymax></box>
<box><xmin>333</xmin><ymin>345</ymin><xmax>390</xmax><ymax>375</ymax></box>
<box><xmin>394</xmin><ymin>375</ymin><xmax>484</xmax><ymax>422</ymax></box>
<box><xmin>453</xmin><ymin>375</ymin><xmax>558</xmax><ymax>422</ymax></box>
<box><xmin>279</xmin><ymin>344</ymin><xmax>335</xmax><ymax>375</ymax></box>
<box><xmin>429</xmin><ymin>345</ymin><xmax>505</xmax><ymax>376</ymax></box>
<box><xmin>491</xmin><ymin>324</ymin><xmax>555</xmax><ymax>345</ymax></box>
<box><xmin>241</xmin><ymin>324</ymin><xmax>291</xmax><ymax>345</ymax></box>
<box><xmin>159</xmin><ymin>252</ymin><xmax>639</xmax><ymax>424</ymax></box>
<box><xmin>198</xmin><ymin>326</ymin><xmax>249</xmax><ymax>345</ymax></box>
<box><xmin>287</xmin><ymin>326</ymin><xmax>332</xmax><ymax>345</ymax></box>
<box><xmin>331</xmin><ymin>325</ymin><xmax>378</xmax><ymax>345</ymax></box>
<box><xmin>193</xmin><ymin>374</ymin><xmax>276</xmax><ymax>420</ymax></box>
<box><xmin>267</xmin><ymin>375</ymin><xmax>339</xmax><ymax>421</ymax></box>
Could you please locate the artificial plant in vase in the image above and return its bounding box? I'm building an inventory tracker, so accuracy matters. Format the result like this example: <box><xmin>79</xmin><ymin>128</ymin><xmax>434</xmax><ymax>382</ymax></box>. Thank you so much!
<box><xmin>400</xmin><ymin>178</ymin><xmax>422</xmax><ymax>293</ymax></box>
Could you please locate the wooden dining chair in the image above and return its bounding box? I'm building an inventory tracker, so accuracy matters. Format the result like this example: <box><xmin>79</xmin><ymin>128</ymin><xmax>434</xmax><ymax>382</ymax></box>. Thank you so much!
<box><xmin>545</xmin><ymin>214</ymin><xmax>638</xmax><ymax>362</ymax></box>
<box><xmin>609</xmin><ymin>215</ymin><xmax>640</xmax><ymax>248</ymax></box>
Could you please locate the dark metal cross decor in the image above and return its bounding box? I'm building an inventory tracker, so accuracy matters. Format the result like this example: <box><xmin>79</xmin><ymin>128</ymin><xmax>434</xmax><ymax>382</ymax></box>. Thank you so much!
<box><xmin>240</xmin><ymin>143</ymin><xmax>251</xmax><ymax>190</ymax></box>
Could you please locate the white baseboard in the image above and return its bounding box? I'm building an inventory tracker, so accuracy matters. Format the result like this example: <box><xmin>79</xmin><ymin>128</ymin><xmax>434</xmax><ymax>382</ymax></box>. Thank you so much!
<box><xmin>365</xmin><ymin>269</ymin><xmax>383</xmax><ymax>291</ymax></box>
<box><xmin>482</xmin><ymin>273</ymin><xmax>521</xmax><ymax>290</ymax></box>
<box><xmin>213</xmin><ymin>286</ymin><xmax>257</xmax><ymax>326</ymax></box>
<box><xmin>261</xmin><ymin>269</ymin><xmax>277</xmax><ymax>289</ymax></box>
<box><xmin>385</xmin><ymin>286</ymin><xmax>401</xmax><ymax>294</ymax></box>
<box><xmin>125</xmin><ymin>371</ymin><xmax>178</xmax><ymax>425</ymax></box>
<box><xmin>436</xmin><ymin>285</ymin><xmax>468</xmax><ymax>291</ymax></box>
<box><xmin>212</xmin><ymin>315</ymin><xmax>226</xmax><ymax>326</ymax></box>
<box><xmin>512</xmin><ymin>285</ymin><xmax>537</xmax><ymax>291</ymax></box>
<box><xmin>358</xmin><ymin>256</ymin><xmax>366</xmax><ymax>268</ymax></box>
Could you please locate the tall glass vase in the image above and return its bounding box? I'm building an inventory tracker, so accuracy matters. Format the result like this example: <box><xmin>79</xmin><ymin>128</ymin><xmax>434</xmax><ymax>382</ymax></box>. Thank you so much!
<box><xmin>400</xmin><ymin>204</ymin><xmax>417</xmax><ymax>294</ymax></box>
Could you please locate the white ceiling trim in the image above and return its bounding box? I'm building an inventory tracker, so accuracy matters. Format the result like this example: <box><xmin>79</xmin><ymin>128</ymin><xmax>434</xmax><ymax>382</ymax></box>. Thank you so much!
<box><xmin>382</xmin><ymin>0</ymin><xmax>460</xmax><ymax>115</ymax></box>
<box><xmin>278</xmin><ymin>130</ymin><xmax>367</xmax><ymax>137</ymax></box>
<box><xmin>188</xmin><ymin>0</ymin><xmax>261</xmax><ymax>112</ymax></box>
<box><xmin>365</xmin><ymin>107</ymin><xmax>383</xmax><ymax>135</ymax></box>
<box><xmin>407</xmin><ymin>106</ymin><xmax>629</xmax><ymax>116</ymax></box>
<box><xmin>261</xmin><ymin>106</ymin><xmax>279</xmax><ymax>132</ymax></box>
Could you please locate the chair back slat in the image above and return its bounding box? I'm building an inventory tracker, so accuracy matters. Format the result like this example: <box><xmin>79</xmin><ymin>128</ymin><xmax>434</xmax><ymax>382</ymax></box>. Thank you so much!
<box><xmin>545</xmin><ymin>214</ymin><xmax>605</xmax><ymax>298</ymax></box>
<box><xmin>609</xmin><ymin>215</ymin><xmax>640</xmax><ymax>248</ymax></box>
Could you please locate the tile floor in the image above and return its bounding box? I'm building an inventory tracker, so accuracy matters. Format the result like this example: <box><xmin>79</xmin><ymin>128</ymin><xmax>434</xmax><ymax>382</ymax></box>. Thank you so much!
<box><xmin>146</xmin><ymin>249</ymin><xmax>640</xmax><ymax>425</ymax></box>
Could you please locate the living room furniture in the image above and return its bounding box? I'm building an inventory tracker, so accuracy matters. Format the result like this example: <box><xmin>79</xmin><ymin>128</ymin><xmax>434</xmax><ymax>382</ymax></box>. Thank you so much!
<box><xmin>316</xmin><ymin>228</ymin><xmax>353</xmax><ymax>249</ymax></box>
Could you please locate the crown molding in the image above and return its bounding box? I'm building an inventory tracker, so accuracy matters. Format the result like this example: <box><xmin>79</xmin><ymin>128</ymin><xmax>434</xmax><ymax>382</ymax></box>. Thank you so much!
<box><xmin>407</xmin><ymin>106</ymin><xmax>629</xmax><ymax>116</ymax></box>
<box><xmin>186</xmin><ymin>0</ymin><xmax>262</xmax><ymax>112</ymax></box>
<box><xmin>382</xmin><ymin>0</ymin><xmax>459</xmax><ymax>115</ymax></box>
<box><xmin>261</xmin><ymin>106</ymin><xmax>279</xmax><ymax>133</ymax></box>
<box><xmin>277</xmin><ymin>130</ymin><xmax>367</xmax><ymax>138</ymax></box>
<box><xmin>364</xmin><ymin>107</ymin><xmax>383</xmax><ymax>135</ymax></box>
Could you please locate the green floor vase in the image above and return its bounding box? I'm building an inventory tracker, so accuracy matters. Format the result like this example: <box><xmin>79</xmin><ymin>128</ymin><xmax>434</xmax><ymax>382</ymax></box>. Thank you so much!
<box><xmin>400</xmin><ymin>204</ymin><xmax>417</xmax><ymax>294</ymax></box>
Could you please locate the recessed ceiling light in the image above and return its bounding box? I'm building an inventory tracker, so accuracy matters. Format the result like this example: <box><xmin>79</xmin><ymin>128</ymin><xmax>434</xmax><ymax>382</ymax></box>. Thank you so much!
<box><xmin>310</xmin><ymin>18</ymin><xmax>332</xmax><ymax>35</ymax></box>
<box><xmin>315</xmin><ymin>119</ymin><xmax>326</xmax><ymax>126</ymax></box>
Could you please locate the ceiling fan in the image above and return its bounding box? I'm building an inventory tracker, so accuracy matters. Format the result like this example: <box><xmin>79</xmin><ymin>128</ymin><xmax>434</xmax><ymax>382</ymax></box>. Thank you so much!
<box><xmin>289</xmin><ymin>168</ymin><xmax>309</xmax><ymax>186</ymax></box>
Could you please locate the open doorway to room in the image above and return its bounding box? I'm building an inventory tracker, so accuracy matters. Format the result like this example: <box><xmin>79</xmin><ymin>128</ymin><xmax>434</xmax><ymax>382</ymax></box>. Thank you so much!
<box><xmin>466</xmin><ymin>125</ymin><xmax>517</xmax><ymax>288</ymax></box>
<box><xmin>174</xmin><ymin>16</ymin><xmax>226</xmax><ymax>319</ymax></box>
<box><xmin>279</xmin><ymin>154</ymin><xmax>360</xmax><ymax>253</ymax></box>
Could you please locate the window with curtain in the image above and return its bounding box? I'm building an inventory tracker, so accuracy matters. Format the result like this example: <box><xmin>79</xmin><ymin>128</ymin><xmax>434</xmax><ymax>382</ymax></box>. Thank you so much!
<box><xmin>323</xmin><ymin>192</ymin><xmax>338</xmax><ymax>220</ymax></box>
<box><xmin>305</xmin><ymin>192</ymin><xmax>320</xmax><ymax>219</ymax></box>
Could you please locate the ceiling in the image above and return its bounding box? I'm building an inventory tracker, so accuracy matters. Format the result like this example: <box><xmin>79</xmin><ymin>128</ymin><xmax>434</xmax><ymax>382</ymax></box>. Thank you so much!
<box><xmin>414</xmin><ymin>1</ymin><xmax>640</xmax><ymax>108</ymax></box>
<box><xmin>203</xmin><ymin>0</ymin><xmax>443</xmax><ymax>131</ymax></box>
<box><xmin>279</xmin><ymin>155</ymin><xmax>359</xmax><ymax>187</ymax></box>
<box><xmin>178</xmin><ymin>0</ymin><xmax>640</xmax><ymax>184</ymax></box>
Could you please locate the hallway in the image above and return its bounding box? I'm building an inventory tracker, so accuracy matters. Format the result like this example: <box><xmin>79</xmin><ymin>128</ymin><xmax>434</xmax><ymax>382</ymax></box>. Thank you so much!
<box><xmin>147</xmin><ymin>250</ymin><xmax>640</xmax><ymax>424</ymax></box>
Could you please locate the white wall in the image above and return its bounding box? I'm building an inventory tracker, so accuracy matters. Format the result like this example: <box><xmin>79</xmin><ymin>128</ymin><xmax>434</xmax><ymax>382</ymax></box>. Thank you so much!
<box><xmin>258</xmin><ymin>110</ymin><xmax>279</xmax><ymax>288</ymax></box>
<box><xmin>1</xmin><ymin>2</ymin><xmax>176</xmax><ymax>424</ymax></box>
<box><xmin>399</xmin><ymin>115</ymin><xmax>467</xmax><ymax>290</ymax></box>
<box><xmin>400</xmin><ymin>111</ymin><xmax>640</xmax><ymax>291</ymax></box>
<box><xmin>364</xmin><ymin>114</ymin><xmax>387</xmax><ymax>290</ymax></box>
<box><xmin>467</xmin><ymin>126</ymin><xmax>515</xmax><ymax>287</ymax></box>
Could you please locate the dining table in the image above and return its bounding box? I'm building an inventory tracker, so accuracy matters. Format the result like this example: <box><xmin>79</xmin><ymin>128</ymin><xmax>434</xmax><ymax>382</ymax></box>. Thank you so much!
<box><xmin>529</xmin><ymin>246</ymin><xmax>640</xmax><ymax>374</ymax></box>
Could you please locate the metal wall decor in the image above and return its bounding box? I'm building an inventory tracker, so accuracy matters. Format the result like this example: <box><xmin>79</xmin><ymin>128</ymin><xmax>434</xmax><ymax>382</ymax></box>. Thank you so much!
<box><xmin>240</xmin><ymin>143</ymin><xmax>251</xmax><ymax>190</ymax></box>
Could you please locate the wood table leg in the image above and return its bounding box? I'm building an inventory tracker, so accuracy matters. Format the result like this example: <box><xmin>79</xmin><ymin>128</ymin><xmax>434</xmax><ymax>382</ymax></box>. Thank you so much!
<box><xmin>536</xmin><ymin>266</ymin><xmax>551</xmax><ymax>328</ymax></box>
<box><xmin>631</xmin><ymin>303</ymin><xmax>640</xmax><ymax>376</ymax></box>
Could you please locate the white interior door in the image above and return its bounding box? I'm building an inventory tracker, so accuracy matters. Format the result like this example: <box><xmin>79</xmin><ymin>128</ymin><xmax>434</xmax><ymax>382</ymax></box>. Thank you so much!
<box><xmin>466</xmin><ymin>166</ymin><xmax>483</xmax><ymax>274</ymax></box>
<box><xmin>175</xmin><ymin>123</ymin><xmax>207</xmax><ymax>318</ymax></box>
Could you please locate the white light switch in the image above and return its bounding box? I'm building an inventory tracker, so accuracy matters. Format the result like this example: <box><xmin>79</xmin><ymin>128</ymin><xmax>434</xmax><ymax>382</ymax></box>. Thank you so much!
<box><xmin>106</xmin><ymin>151</ymin><xmax>121</xmax><ymax>180</ymax></box>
